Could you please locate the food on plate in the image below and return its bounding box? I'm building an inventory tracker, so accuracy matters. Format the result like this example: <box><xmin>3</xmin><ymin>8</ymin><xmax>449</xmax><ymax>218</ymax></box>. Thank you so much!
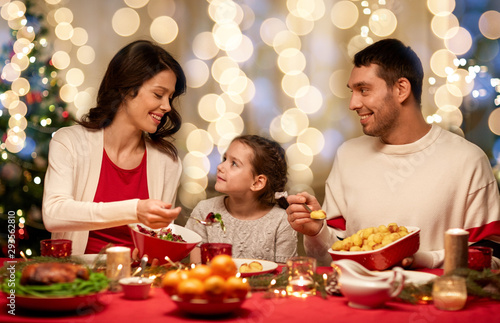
<box><xmin>310</xmin><ymin>210</ymin><xmax>326</xmax><ymax>219</ymax></box>
<box><xmin>239</xmin><ymin>261</ymin><xmax>263</xmax><ymax>273</ymax></box>
<box><xmin>206</xmin><ymin>212</ymin><xmax>226</xmax><ymax>232</ymax></box>
<box><xmin>161</xmin><ymin>255</ymin><xmax>249</xmax><ymax>302</ymax></box>
<box><xmin>137</xmin><ymin>224</ymin><xmax>186</xmax><ymax>242</ymax></box>
<box><xmin>20</xmin><ymin>262</ymin><xmax>89</xmax><ymax>285</ymax></box>
<box><xmin>1</xmin><ymin>261</ymin><xmax>108</xmax><ymax>297</ymax></box>
<box><xmin>331</xmin><ymin>223</ymin><xmax>410</xmax><ymax>252</ymax></box>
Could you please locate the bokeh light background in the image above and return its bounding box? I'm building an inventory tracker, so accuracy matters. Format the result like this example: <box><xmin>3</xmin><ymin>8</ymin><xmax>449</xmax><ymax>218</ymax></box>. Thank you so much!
<box><xmin>1</xmin><ymin>0</ymin><xmax>500</xmax><ymax>216</ymax></box>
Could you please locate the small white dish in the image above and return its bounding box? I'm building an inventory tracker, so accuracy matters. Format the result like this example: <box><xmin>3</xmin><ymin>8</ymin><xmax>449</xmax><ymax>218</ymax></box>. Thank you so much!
<box><xmin>119</xmin><ymin>277</ymin><xmax>153</xmax><ymax>300</ymax></box>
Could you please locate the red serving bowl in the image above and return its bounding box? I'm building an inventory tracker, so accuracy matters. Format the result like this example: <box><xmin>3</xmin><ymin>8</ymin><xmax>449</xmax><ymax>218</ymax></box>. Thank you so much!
<box><xmin>129</xmin><ymin>224</ymin><xmax>201</xmax><ymax>265</ymax></box>
<box><xmin>328</xmin><ymin>226</ymin><xmax>420</xmax><ymax>271</ymax></box>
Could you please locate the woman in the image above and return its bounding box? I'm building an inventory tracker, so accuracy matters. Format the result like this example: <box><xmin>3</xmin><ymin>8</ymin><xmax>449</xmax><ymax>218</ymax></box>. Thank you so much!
<box><xmin>42</xmin><ymin>40</ymin><xmax>187</xmax><ymax>255</ymax></box>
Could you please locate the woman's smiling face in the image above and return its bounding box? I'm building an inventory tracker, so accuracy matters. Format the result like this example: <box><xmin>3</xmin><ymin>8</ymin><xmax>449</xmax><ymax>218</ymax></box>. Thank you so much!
<box><xmin>119</xmin><ymin>69</ymin><xmax>177</xmax><ymax>134</ymax></box>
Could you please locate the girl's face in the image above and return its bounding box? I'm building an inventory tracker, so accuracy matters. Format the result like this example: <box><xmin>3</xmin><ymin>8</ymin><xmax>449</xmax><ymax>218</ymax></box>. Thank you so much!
<box><xmin>118</xmin><ymin>69</ymin><xmax>177</xmax><ymax>134</ymax></box>
<box><xmin>215</xmin><ymin>140</ymin><xmax>258</xmax><ymax>196</ymax></box>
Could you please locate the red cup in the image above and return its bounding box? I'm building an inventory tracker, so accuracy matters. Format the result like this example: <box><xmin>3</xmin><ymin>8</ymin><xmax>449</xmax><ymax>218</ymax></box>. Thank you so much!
<box><xmin>468</xmin><ymin>246</ymin><xmax>492</xmax><ymax>271</ymax></box>
<box><xmin>40</xmin><ymin>239</ymin><xmax>72</xmax><ymax>258</ymax></box>
<box><xmin>200</xmin><ymin>243</ymin><xmax>232</xmax><ymax>264</ymax></box>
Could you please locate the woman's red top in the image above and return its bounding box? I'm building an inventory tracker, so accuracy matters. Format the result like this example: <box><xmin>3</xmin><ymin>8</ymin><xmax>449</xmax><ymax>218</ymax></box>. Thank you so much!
<box><xmin>85</xmin><ymin>149</ymin><xmax>149</xmax><ymax>254</ymax></box>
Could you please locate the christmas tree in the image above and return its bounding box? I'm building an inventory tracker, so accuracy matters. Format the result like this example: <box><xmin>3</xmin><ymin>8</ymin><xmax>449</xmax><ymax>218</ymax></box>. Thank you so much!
<box><xmin>0</xmin><ymin>0</ymin><xmax>72</xmax><ymax>258</ymax></box>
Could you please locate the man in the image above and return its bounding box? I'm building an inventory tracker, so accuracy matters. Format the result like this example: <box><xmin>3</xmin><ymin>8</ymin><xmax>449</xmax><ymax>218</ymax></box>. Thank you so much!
<box><xmin>286</xmin><ymin>38</ymin><xmax>500</xmax><ymax>268</ymax></box>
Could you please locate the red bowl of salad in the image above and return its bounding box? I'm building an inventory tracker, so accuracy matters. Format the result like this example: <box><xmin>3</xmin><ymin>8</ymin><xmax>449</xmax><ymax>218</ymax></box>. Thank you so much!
<box><xmin>129</xmin><ymin>224</ymin><xmax>202</xmax><ymax>265</ymax></box>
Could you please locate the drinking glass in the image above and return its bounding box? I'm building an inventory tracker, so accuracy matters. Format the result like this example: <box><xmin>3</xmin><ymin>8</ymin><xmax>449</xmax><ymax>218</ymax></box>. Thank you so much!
<box><xmin>200</xmin><ymin>243</ymin><xmax>232</xmax><ymax>264</ymax></box>
<box><xmin>468</xmin><ymin>246</ymin><xmax>492</xmax><ymax>271</ymax></box>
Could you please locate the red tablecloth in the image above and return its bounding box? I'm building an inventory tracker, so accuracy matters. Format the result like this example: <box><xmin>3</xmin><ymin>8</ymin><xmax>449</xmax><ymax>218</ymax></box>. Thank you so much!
<box><xmin>2</xmin><ymin>261</ymin><xmax>499</xmax><ymax>323</ymax></box>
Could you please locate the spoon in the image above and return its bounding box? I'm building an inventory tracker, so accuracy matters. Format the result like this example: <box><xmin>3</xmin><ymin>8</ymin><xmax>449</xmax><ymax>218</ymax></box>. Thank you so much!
<box><xmin>302</xmin><ymin>203</ymin><xmax>313</xmax><ymax>213</ymax></box>
<box><xmin>302</xmin><ymin>203</ymin><xmax>326</xmax><ymax>220</ymax></box>
<box><xmin>138</xmin><ymin>255</ymin><xmax>148</xmax><ymax>284</ymax></box>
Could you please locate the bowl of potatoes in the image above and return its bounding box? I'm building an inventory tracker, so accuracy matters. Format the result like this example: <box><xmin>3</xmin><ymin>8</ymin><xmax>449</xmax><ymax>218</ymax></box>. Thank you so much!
<box><xmin>328</xmin><ymin>223</ymin><xmax>420</xmax><ymax>271</ymax></box>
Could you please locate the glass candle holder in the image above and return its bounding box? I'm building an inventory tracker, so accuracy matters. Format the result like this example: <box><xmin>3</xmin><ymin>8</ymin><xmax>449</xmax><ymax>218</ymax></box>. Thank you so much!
<box><xmin>200</xmin><ymin>243</ymin><xmax>232</xmax><ymax>264</ymax></box>
<box><xmin>40</xmin><ymin>239</ymin><xmax>72</xmax><ymax>258</ymax></box>
<box><xmin>432</xmin><ymin>275</ymin><xmax>467</xmax><ymax>311</ymax></box>
<box><xmin>286</xmin><ymin>256</ymin><xmax>317</xmax><ymax>297</ymax></box>
<box><xmin>468</xmin><ymin>246</ymin><xmax>492</xmax><ymax>271</ymax></box>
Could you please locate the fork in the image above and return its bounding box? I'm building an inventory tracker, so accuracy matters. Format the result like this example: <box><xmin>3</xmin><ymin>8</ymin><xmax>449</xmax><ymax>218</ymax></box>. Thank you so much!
<box><xmin>183</xmin><ymin>215</ymin><xmax>213</xmax><ymax>226</ymax></box>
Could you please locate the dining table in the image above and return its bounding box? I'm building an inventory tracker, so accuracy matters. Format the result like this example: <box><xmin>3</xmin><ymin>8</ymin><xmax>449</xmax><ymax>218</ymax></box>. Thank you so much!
<box><xmin>1</xmin><ymin>258</ymin><xmax>499</xmax><ymax>323</ymax></box>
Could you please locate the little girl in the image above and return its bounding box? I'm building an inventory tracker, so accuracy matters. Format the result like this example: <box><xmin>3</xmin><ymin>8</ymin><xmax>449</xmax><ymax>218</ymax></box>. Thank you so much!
<box><xmin>186</xmin><ymin>135</ymin><xmax>298</xmax><ymax>264</ymax></box>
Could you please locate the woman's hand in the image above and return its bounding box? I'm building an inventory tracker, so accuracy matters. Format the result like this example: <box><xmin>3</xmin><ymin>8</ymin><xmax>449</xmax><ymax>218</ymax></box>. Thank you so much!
<box><xmin>286</xmin><ymin>192</ymin><xmax>324</xmax><ymax>236</ymax></box>
<box><xmin>136</xmin><ymin>199</ymin><xmax>181</xmax><ymax>229</ymax></box>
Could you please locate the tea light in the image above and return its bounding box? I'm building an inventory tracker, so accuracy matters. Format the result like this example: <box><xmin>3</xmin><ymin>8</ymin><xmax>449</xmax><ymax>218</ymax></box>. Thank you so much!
<box><xmin>106</xmin><ymin>246</ymin><xmax>131</xmax><ymax>291</ymax></box>
<box><xmin>432</xmin><ymin>276</ymin><xmax>467</xmax><ymax>311</ymax></box>
<box><xmin>444</xmin><ymin>228</ymin><xmax>469</xmax><ymax>275</ymax></box>
<box><xmin>286</xmin><ymin>256</ymin><xmax>316</xmax><ymax>297</ymax></box>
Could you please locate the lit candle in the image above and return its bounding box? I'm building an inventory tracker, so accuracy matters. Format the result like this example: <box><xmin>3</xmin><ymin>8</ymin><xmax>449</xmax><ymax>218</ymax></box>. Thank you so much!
<box><xmin>286</xmin><ymin>256</ymin><xmax>316</xmax><ymax>297</ymax></box>
<box><xmin>432</xmin><ymin>276</ymin><xmax>467</xmax><ymax>311</ymax></box>
<box><xmin>444</xmin><ymin>228</ymin><xmax>469</xmax><ymax>275</ymax></box>
<box><xmin>106</xmin><ymin>246</ymin><xmax>131</xmax><ymax>291</ymax></box>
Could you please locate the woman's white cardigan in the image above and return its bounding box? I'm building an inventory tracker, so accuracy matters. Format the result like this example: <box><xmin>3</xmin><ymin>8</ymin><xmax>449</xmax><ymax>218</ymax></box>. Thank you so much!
<box><xmin>42</xmin><ymin>125</ymin><xmax>182</xmax><ymax>255</ymax></box>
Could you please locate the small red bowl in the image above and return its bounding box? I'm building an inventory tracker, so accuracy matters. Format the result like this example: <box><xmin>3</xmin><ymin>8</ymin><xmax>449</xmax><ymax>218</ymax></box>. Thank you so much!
<box><xmin>328</xmin><ymin>226</ymin><xmax>420</xmax><ymax>271</ymax></box>
<box><xmin>129</xmin><ymin>224</ymin><xmax>201</xmax><ymax>265</ymax></box>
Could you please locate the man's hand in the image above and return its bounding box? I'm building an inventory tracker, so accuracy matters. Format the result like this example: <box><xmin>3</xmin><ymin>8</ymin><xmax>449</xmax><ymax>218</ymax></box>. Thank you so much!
<box><xmin>286</xmin><ymin>192</ymin><xmax>324</xmax><ymax>236</ymax></box>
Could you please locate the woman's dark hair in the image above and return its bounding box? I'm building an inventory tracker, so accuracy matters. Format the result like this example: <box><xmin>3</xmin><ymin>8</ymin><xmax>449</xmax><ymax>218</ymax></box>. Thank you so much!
<box><xmin>232</xmin><ymin>135</ymin><xmax>288</xmax><ymax>209</ymax></box>
<box><xmin>78</xmin><ymin>40</ymin><xmax>187</xmax><ymax>159</ymax></box>
<box><xmin>353</xmin><ymin>38</ymin><xmax>423</xmax><ymax>105</ymax></box>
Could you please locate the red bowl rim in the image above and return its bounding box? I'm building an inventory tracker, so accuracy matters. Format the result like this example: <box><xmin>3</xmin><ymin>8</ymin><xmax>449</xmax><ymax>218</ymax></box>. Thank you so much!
<box><xmin>129</xmin><ymin>223</ymin><xmax>202</xmax><ymax>245</ymax></box>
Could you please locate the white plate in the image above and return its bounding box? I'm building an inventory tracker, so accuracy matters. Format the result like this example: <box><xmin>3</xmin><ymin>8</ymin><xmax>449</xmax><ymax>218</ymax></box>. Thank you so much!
<box><xmin>233</xmin><ymin>258</ymin><xmax>278</xmax><ymax>277</ymax></box>
<box><xmin>402</xmin><ymin>271</ymin><xmax>437</xmax><ymax>284</ymax></box>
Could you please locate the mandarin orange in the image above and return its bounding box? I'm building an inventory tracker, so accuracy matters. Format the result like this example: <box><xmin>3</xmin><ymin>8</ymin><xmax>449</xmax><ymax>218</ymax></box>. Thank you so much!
<box><xmin>209</xmin><ymin>254</ymin><xmax>237</xmax><ymax>279</ymax></box>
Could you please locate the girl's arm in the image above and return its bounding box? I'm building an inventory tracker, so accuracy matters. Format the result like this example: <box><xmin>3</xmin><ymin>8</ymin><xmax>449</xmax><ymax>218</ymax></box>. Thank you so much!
<box><xmin>274</xmin><ymin>214</ymin><xmax>299</xmax><ymax>263</ymax></box>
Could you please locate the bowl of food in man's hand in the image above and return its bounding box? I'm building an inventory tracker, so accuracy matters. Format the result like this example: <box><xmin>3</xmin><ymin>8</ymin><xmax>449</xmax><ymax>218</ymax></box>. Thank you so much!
<box><xmin>129</xmin><ymin>223</ymin><xmax>202</xmax><ymax>265</ymax></box>
<box><xmin>328</xmin><ymin>223</ymin><xmax>420</xmax><ymax>271</ymax></box>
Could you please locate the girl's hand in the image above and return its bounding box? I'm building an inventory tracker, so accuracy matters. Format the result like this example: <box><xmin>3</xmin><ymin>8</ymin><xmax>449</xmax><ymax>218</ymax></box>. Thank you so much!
<box><xmin>132</xmin><ymin>248</ymin><xmax>159</xmax><ymax>268</ymax></box>
<box><xmin>286</xmin><ymin>192</ymin><xmax>324</xmax><ymax>236</ymax></box>
<box><xmin>136</xmin><ymin>199</ymin><xmax>181</xmax><ymax>229</ymax></box>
